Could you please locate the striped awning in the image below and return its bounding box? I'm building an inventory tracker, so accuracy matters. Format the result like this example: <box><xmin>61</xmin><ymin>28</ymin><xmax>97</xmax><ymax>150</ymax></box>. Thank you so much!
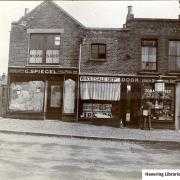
<box><xmin>80</xmin><ymin>82</ymin><xmax>121</xmax><ymax>101</ymax></box>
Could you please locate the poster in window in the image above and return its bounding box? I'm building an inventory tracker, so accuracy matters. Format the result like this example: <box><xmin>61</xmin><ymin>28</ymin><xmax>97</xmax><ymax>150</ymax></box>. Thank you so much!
<box><xmin>63</xmin><ymin>79</ymin><xmax>75</xmax><ymax>114</ymax></box>
<box><xmin>29</xmin><ymin>50</ymin><xmax>43</xmax><ymax>63</ymax></box>
<box><xmin>46</xmin><ymin>50</ymin><xmax>59</xmax><ymax>63</ymax></box>
<box><xmin>9</xmin><ymin>81</ymin><xmax>44</xmax><ymax>111</ymax></box>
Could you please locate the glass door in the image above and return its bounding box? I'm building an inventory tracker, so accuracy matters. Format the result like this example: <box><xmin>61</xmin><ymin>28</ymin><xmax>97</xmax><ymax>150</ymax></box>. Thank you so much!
<box><xmin>47</xmin><ymin>81</ymin><xmax>62</xmax><ymax>119</ymax></box>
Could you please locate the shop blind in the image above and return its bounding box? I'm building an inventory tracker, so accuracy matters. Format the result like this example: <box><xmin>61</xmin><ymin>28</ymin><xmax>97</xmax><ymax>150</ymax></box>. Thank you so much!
<box><xmin>80</xmin><ymin>82</ymin><xmax>121</xmax><ymax>101</ymax></box>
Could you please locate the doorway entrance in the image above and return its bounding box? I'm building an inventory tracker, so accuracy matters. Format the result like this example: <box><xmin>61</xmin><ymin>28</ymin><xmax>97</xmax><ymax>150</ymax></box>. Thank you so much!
<box><xmin>46</xmin><ymin>80</ymin><xmax>63</xmax><ymax>120</ymax></box>
<box><xmin>121</xmin><ymin>83</ymin><xmax>141</xmax><ymax>127</ymax></box>
<box><xmin>175</xmin><ymin>83</ymin><xmax>180</xmax><ymax>130</ymax></box>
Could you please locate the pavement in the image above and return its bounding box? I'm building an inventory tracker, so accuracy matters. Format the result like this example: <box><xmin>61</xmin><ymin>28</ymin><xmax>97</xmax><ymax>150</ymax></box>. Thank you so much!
<box><xmin>0</xmin><ymin>117</ymin><xmax>180</xmax><ymax>144</ymax></box>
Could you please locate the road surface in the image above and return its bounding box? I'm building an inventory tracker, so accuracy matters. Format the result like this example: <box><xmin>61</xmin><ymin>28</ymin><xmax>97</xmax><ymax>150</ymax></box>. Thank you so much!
<box><xmin>0</xmin><ymin>133</ymin><xmax>179</xmax><ymax>180</ymax></box>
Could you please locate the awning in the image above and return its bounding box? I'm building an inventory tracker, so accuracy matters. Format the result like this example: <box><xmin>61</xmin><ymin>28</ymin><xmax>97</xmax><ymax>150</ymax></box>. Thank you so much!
<box><xmin>80</xmin><ymin>82</ymin><xmax>121</xmax><ymax>101</ymax></box>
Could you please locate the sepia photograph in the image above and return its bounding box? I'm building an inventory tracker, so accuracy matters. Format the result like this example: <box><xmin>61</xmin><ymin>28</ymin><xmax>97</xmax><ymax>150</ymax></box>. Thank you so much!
<box><xmin>0</xmin><ymin>0</ymin><xmax>180</xmax><ymax>179</ymax></box>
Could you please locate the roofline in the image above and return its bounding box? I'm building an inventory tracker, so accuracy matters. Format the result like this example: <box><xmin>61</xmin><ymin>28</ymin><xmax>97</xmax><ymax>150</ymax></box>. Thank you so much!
<box><xmin>17</xmin><ymin>1</ymin><xmax>86</xmax><ymax>28</ymax></box>
<box><xmin>133</xmin><ymin>18</ymin><xmax>180</xmax><ymax>22</ymax></box>
<box><xmin>84</xmin><ymin>27</ymin><xmax>122</xmax><ymax>31</ymax></box>
<box><xmin>51</xmin><ymin>1</ymin><xmax>86</xmax><ymax>28</ymax></box>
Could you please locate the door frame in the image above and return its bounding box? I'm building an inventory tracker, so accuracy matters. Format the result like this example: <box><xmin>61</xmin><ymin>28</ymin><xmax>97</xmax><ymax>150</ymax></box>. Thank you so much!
<box><xmin>46</xmin><ymin>78</ymin><xmax>63</xmax><ymax>119</ymax></box>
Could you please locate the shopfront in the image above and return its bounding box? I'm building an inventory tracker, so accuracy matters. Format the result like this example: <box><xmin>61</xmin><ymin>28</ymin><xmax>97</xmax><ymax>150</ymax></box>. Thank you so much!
<box><xmin>79</xmin><ymin>75</ymin><xmax>143</xmax><ymax>127</ymax></box>
<box><xmin>7</xmin><ymin>67</ymin><xmax>78</xmax><ymax>120</ymax></box>
<box><xmin>79</xmin><ymin>75</ymin><xmax>177</xmax><ymax>129</ymax></box>
<box><xmin>140</xmin><ymin>77</ymin><xmax>176</xmax><ymax>129</ymax></box>
<box><xmin>79</xmin><ymin>76</ymin><xmax>121</xmax><ymax>126</ymax></box>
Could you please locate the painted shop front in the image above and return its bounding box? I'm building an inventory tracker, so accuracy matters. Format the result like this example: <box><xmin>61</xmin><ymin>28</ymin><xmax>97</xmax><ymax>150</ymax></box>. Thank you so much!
<box><xmin>7</xmin><ymin>67</ymin><xmax>78</xmax><ymax>120</ymax></box>
<box><xmin>79</xmin><ymin>75</ymin><xmax>177</xmax><ymax>129</ymax></box>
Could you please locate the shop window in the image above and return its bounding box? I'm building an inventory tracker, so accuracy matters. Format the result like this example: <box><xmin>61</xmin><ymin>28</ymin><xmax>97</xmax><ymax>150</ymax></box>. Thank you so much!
<box><xmin>81</xmin><ymin>103</ymin><xmax>113</xmax><ymax>119</ymax></box>
<box><xmin>91</xmin><ymin>44</ymin><xmax>106</xmax><ymax>60</ymax></box>
<box><xmin>63</xmin><ymin>79</ymin><xmax>76</xmax><ymax>114</ymax></box>
<box><xmin>142</xmin><ymin>84</ymin><xmax>175</xmax><ymax>121</ymax></box>
<box><xmin>168</xmin><ymin>41</ymin><xmax>180</xmax><ymax>72</ymax></box>
<box><xmin>9</xmin><ymin>81</ymin><xmax>44</xmax><ymax>112</ymax></box>
<box><xmin>141</xmin><ymin>40</ymin><xmax>157</xmax><ymax>71</ymax></box>
<box><xmin>29</xmin><ymin>34</ymin><xmax>60</xmax><ymax>64</ymax></box>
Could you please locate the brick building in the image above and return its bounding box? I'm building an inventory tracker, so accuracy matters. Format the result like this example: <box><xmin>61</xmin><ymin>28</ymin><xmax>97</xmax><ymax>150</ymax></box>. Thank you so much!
<box><xmin>7</xmin><ymin>1</ymin><xmax>180</xmax><ymax>129</ymax></box>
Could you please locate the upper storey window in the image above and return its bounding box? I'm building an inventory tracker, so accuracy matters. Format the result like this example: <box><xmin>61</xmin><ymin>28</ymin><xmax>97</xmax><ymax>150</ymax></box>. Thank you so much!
<box><xmin>141</xmin><ymin>40</ymin><xmax>157</xmax><ymax>71</ymax></box>
<box><xmin>29</xmin><ymin>34</ymin><xmax>60</xmax><ymax>64</ymax></box>
<box><xmin>91</xmin><ymin>44</ymin><xmax>106</xmax><ymax>60</ymax></box>
<box><xmin>169</xmin><ymin>41</ymin><xmax>180</xmax><ymax>72</ymax></box>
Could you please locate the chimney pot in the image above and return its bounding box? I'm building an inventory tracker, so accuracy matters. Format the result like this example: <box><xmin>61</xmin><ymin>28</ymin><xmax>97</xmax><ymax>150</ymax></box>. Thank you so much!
<box><xmin>25</xmin><ymin>8</ymin><xmax>29</xmax><ymax>16</ymax></box>
<box><xmin>128</xmin><ymin>6</ymin><xmax>132</xmax><ymax>15</ymax></box>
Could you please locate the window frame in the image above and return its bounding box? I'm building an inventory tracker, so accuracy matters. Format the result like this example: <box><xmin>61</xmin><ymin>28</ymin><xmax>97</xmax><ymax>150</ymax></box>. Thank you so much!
<box><xmin>28</xmin><ymin>33</ymin><xmax>61</xmax><ymax>65</ymax></box>
<box><xmin>90</xmin><ymin>43</ymin><xmax>107</xmax><ymax>60</ymax></box>
<box><xmin>168</xmin><ymin>40</ymin><xmax>180</xmax><ymax>72</ymax></box>
<box><xmin>141</xmin><ymin>39</ymin><xmax>158</xmax><ymax>72</ymax></box>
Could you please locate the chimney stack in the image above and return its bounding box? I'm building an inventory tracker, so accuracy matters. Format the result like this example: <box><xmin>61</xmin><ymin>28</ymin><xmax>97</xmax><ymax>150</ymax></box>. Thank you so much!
<box><xmin>24</xmin><ymin>8</ymin><xmax>29</xmax><ymax>16</ymax></box>
<box><xmin>126</xmin><ymin>6</ymin><xmax>134</xmax><ymax>22</ymax></box>
<box><xmin>128</xmin><ymin>6</ymin><xmax>132</xmax><ymax>15</ymax></box>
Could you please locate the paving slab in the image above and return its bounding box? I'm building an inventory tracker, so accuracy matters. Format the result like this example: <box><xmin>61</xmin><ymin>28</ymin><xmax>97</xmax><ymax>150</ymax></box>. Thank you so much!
<box><xmin>0</xmin><ymin>117</ymin><xmax>180</xmax><ymax>143</ymax></box>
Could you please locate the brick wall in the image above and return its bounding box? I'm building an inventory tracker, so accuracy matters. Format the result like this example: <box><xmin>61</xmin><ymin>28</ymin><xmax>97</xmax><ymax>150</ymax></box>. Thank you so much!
<box><xmin>8</xmin><ymin>1</ymin><xmax>83</xmax><ymax>68</ymax></box>
<box><xmin>8</xmin><ymin>1</ymin><xmax>180</xmax><ymax>75</ymax></box>
<box><xmin>126</xmin><ymin>19</ymin><xmax>180</xmax><ymax>74</ymax></box>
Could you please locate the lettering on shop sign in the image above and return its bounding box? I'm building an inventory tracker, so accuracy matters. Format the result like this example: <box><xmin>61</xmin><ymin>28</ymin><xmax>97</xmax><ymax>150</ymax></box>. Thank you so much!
<box><xmin>80</xmin><ymin>76</ymin><xmax>139</xmax><ymax>83</ymax></box>
<box><xmin>24</xmin><ymin>69</ymin><xmax>56</xmax><ymax>74</ymax></box>
<box><xmin>8</xmin><ymin>68</ymin><xmax>78</xmax><ymax>75</ymax></box>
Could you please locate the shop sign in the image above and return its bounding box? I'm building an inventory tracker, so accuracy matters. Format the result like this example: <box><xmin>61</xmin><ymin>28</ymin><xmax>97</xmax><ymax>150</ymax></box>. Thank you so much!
<box><xmin>80</xmin><ymin>76</ymin><xmax>120</xmax><ymax>82</ymax></box>
<box><xmin>80</xmin><ymin>76</ymin><xmax>139</xmax><ymax>83</ymax></box>
<box><xmin>142</xmin><ymin>78</ymin><xmax>176</xmax><ymax>84</ymax></box>
<box><xmin>8</xmin><ymin>68</ymin><xmax>78</xmax><ymax>75</ymax></box>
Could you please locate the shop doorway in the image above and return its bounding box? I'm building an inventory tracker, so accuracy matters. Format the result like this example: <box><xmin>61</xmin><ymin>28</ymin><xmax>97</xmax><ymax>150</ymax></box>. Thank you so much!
<box><xmin>121</xmin><ymin>83</ymin><xmax>141</xmax><ymax>127</ymax></box>
<box><xmin>46</xmin><ymin>81</ymin><xmax>63</xmax><ymax>119</ymax></box>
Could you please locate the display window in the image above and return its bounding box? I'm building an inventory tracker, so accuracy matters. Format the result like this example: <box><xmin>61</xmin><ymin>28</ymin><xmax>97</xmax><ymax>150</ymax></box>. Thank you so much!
<box><xmin>142</xmin><ymin>83</ymin><xmax>175</xmax><ymax>121</ymax></box>
<box><xmin>81</xmin><ymin>103</ymin><xmax>113</xmax><ymax>118</ymax></box>
<box><xmin>63</xmin><ymin>78</ymin><xmax>76</xmax><ymax>114</ymax></box>
<box><xmin>9</xmin><ymin>81</ymin><xmax>44</xmax><ymax>112</ymax></box>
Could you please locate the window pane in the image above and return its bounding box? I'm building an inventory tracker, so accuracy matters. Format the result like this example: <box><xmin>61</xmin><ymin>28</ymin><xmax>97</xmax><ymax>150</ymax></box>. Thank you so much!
<box><xmin>46</xmin><ymin>35</ymin><xmax>54</xmax><ymax>49</ymax></box>
<box><xmin>52</xmin><ymin>50</ymin><xmax>60</xmax><ymax>63</ymax></box>
<box><xmin>91</xmin><ymin>45</ymin><xmax>98</xmax><ymax>59</ymax></box>
<box><xmin>168</xmin><ymin>56</ymin><xmax>176</xmax><ymax>71</ymax></box>
<box><xmin>99</xmin><ymin>45</ymin><xmax>106</xmax><ymax>54</ymax></box>
<box><xmin>46</xmin><ymin>50</ymin><xmax>53</xmax><ymax>63</ymax></box>
<box><xmin>91</xmin><ymin>53</ymin><xmax>98</xmax><ymax>59</ymax></box>
<box><xmin>141</xmin><ymin>54</ymin><xmax>148</xmax><ymax>62</ymax></box>
<box><xmin>141</xmin><ymin>62</ymin><xmax>156</xmax><ymax>71</ymax></box>
<box><xmin>177</xmin><ymin>42</ymin><xmax>180</xmax><ymax>56</ymax></box>
<box><xmin>141</xmin><ymin>62</ymin><xmax>149</xmax><ymax>70</ymax></box>
<box><xmin>29</xmin><ymin>50</ymin><xmax>43</xmax><ymax>63</ymax></box>
<box><xmin>141</xmin><ymin>47</ymin><xmax>149</xmax><ymax>55</ymax></box>
<box><xmin>169</xmin><ymin>41</ymin><xmax>177</xmax><ymax>55</ymax></box>
<box><xmin>30</xmin><ymin>34</ymin><xmax>44</xmax><ymax>49</ymax></box>
<box><xmin>176</xmin><ymin>57</ymin><xmax>180</xmax><ymax>70</ymax></box>
<box><xmin>54</xmin><ymin>36</ymin><xmax>60</xmax><ymax>46</ymax></box>
<box><xmin>92</xmin><ymin>45</ymin><xmax>98</xmax><ymax>52</ymax></box>
<box><xmin>46</xmin><ymin>50</ymin><xmax>59</xmax><ymax>63</ymax></box>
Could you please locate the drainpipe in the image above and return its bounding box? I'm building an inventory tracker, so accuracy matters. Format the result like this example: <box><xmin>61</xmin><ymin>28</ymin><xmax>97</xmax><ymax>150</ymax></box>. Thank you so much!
<box><xmin>76</xmin><ymin>42</ymin><xmax>82</xmax><ymax>122</ymax></box>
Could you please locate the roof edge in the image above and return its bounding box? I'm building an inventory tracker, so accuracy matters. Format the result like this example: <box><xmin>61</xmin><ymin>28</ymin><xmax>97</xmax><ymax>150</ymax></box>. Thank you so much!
<box><xmin>17</xmin><ymin>1</ymin><xmax>86</xmax><ymax>28</ymax></box>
